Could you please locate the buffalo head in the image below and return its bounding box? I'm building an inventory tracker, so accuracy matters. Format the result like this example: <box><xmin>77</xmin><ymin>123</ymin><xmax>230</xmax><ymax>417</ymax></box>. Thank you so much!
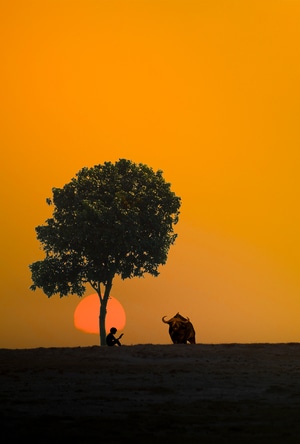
<box><xmin>162</xmin><ymin>312</ymin><xmax>196</xmax><ymax>344</ymax></box>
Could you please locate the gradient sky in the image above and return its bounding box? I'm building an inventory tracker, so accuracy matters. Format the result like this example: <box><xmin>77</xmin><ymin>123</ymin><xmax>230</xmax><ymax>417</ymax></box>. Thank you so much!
<box><xmin>1</xmin><ymin>0</ymin><xmax>300</xmax><ymax>348</ymax></box>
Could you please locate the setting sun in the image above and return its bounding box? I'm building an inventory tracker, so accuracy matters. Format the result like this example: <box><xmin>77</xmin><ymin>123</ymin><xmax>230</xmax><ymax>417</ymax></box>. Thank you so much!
<box><xmin>1</xmin><ymin>0</ymin><xmax>300</xmax><ymax>348</ymax></box>
<box><xmin>74</xmin><ymin>294</ymin><xmax>126</xmax><ymax>334</ymax></box>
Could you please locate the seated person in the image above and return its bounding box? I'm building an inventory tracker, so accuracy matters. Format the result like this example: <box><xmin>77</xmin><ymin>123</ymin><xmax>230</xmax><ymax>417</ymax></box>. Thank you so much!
<box><xmin>106</xmin><ymin>327</ymin><xmax>123</xmax><ymax>346</ymax></box>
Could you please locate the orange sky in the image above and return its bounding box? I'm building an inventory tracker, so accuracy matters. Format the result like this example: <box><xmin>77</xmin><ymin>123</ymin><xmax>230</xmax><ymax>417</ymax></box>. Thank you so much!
<box><xmin>1</xmin><ymin>0</ymin><xmax>300</xmax><ymax>347</ymax></box>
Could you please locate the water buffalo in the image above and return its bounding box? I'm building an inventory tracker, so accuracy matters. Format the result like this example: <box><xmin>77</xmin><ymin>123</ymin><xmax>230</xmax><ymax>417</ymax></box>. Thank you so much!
<box><xmin>162</xmin><ymin>312</ymin><xmax>196</xmax><ymax>344</ymax></box>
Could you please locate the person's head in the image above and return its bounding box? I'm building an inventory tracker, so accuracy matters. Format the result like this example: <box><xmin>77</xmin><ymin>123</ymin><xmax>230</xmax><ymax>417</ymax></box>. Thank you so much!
<box><xmin>110</xmin><ymin>327</ymin><xmax>117</xmax><ymax>334</ymax></box>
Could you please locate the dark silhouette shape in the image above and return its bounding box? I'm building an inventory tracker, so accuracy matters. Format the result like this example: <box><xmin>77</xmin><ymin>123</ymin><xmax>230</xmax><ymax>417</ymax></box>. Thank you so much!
<box><xmin>162</xmin><ymin>312</ymin><xmax>196</xmax><ymax>344</ymax></box>
<box><xmin>106</xmin><ymin>327</ymin><xmax>123</xmax><ymax>346</ymax></box>
<box><xmin>29</xmin><ymin>159</ymin><xmax>181</xmax><ymax>346</ymax></box>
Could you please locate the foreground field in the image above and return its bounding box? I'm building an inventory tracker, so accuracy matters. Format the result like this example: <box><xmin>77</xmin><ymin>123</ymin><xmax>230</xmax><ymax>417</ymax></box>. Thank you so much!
<box><xmin>0</xmin><ymin>343</ymin><xmax>300</xmax><ymax>443</ymax></box>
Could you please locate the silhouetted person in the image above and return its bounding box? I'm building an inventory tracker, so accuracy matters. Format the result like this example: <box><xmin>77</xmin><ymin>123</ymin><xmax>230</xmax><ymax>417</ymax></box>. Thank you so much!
<box><xmin>106</xmin><ymin>327</ymin><xmax>123</xmax><ymax>346</ymax></box>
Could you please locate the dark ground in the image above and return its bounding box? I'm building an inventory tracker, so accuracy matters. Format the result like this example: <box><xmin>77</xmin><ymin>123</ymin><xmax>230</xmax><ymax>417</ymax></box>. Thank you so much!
<box><xmin>1</xmin><ymin>343</ymin><xmax>300</xmax><ymax>443</ymax></box>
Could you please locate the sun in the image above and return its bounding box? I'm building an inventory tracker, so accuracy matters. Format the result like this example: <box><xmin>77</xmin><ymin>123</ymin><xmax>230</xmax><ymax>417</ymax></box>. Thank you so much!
<box><xmin>74</xmin><ymin>293</ymin><xmax>126</xmax><ymax>334</ymax></box>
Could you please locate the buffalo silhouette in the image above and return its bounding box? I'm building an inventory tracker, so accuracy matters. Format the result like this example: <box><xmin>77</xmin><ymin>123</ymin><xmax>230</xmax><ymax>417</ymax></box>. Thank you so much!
<box><xmin>162</xmin><ymin>312</ymin><xmax>196</xmax><ymax>344</ymax></box>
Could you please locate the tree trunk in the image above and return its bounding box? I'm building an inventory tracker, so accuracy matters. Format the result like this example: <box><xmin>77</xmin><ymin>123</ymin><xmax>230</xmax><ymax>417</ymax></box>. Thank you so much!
<box><xmin>98</xmin><ymin>280</ymin><xmax>113</xmax><ymax>346</ymax></box>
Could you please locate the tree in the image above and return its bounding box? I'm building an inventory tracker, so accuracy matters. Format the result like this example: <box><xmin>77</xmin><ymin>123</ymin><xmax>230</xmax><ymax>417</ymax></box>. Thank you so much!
<box><xmin>29</xmin><ymin>159</ymin><xmax>181</xmax><ymax>345</ymax></box>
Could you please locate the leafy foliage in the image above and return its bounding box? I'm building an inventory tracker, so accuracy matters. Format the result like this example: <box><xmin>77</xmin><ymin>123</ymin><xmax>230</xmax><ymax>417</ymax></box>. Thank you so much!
<box><xmin>29</xmin><ymin>159</ymin><xmax>181</xmax><ymax>344</ymax></box>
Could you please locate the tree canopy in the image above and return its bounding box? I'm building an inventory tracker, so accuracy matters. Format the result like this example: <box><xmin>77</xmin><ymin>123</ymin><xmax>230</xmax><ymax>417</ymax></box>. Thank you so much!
<box><xmin>29</xmin><ymin>158</ymin><xmax>181</xmax><ymax>345</ymax></box>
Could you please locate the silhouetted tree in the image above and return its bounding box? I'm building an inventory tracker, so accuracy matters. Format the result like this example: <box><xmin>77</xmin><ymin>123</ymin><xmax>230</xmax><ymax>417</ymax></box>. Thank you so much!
<box><xmin>29</xmin><ymin>159</ymin><xmax>181</xmax><ymax>345</ymax></box>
